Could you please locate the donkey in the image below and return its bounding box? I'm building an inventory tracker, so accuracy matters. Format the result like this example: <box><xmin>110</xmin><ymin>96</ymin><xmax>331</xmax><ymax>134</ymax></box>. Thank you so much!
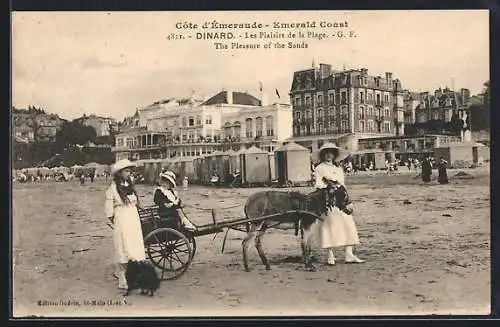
<box><xmin>242</xmin><ymin>177</ymin><xmax>352</xmax><ymax>272</ymax></box>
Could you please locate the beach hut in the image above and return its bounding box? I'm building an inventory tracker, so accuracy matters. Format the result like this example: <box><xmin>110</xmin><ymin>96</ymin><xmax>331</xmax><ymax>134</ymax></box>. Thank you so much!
<box><xmin>84</xmin><ymin>162</ymin><xmax>107</xmax><ymax>176</ymax></box>
<box><xmin>192</xmin><ymin>157</ymin><xmax>200</xmax><ymax>183</ymax></box>
<box><xmin>142</xmin><ymin>160</ymin><xmax>158</xmax><ymax>185</ymax></box>
<box><xmin>353</xmin><ymin>149</ymin><xmax>392</xmax><ymax>170</ymax></box>
<box><xmin>472</xmin><ymin>142</ymin><xmax>489</xmax><ymax>164</ymax></box>
<box><xmin>176</xmin><ymin>157</ymin><xmax>196</xmax><ymax>182</ymax></box>
<box><xmin>434</xmin><ymin>143</ymin><xmax>473</xmax><ymax>168</ymax></box>
<box><xmin>202</xmin><ymin>153</ymin><xmax>217</xmax><ymax>184</ymax></box>
<box><xmin>37</xmin><ymin>166</ymin><xmax>54</xmax><ymax>177</ymax></box>
<box><xmin>240</xmin><ymin>146</ymin><xmax>271</xmax><ymax>186</ymax></box>
<box><xmin>224</xmin><ymin>149</ymin><xmax>240</xmax><ymax>174</ymax></box>
<box><xmin>210</xmin><ymin>151</ymin><xmax>230</xmax><ymax>184</ymax></box>
<box><xmin>199</xmin><ymin>155</ymin><xmax>211</xmax><ymax>184</ymax></box>
<box><xmin>69</xmin><ymin>164</ymin><xmax>81</xmax><ymax>174</ymax></box>
<box><xmin>274</xmin><ymin>142</ymin><xmax>311</xmax><ymax>185</ymax></box>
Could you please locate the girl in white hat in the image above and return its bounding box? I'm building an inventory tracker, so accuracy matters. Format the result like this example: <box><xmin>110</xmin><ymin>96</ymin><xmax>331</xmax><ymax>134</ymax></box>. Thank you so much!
<box><xmin>104</xmin><ymin>159</ymin><xmax>146</xmax><ymax>289</ymax></box>
<box><xmin>314</xmin><ymin>143</ymin><xmax>364</xmax><ymax>265</ymax></box>
<box><xmin>154</xmin><ymin>171</ymin><xmax>197</xmax><ymax>231</ymax></box>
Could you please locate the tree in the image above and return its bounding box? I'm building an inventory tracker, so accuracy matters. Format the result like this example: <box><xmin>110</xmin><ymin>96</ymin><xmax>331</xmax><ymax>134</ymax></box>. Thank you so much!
<box><xmin>55</xmin><ymin>121</ymin><xmax>97</xmax><ymax>149</ymax></box>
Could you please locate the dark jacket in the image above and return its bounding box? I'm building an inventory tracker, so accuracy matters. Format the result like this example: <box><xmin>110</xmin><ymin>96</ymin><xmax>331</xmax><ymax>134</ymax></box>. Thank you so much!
<box><xmin>153</xmin><ymin>187</ymin><xmax>182</xmax><ymax>218</ymax></box>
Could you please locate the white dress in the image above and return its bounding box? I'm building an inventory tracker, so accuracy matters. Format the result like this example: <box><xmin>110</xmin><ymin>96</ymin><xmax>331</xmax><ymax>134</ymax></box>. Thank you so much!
<box><xmin>105</xmin><ymin>182</ymin><xmax>146</xmax><ymax>263</ymax></box>
<box><xmin>313</xmin><ymin>162</ymin><xmax>360</xmax><ymax>248</ymax></box>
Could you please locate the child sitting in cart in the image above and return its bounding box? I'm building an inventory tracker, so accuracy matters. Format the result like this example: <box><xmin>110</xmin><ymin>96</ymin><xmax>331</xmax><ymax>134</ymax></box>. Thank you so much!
<box><xmin>153</xmin><ymin>171</ymin><xmax>197</xmax><ymax>231</ymax></box>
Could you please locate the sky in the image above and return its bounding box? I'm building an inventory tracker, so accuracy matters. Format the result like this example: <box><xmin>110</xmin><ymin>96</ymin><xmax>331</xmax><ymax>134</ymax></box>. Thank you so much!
<box><xmin>12</xmin><ymin>10</ymin><xmax>489</xmax><ymax>121</ymax></box>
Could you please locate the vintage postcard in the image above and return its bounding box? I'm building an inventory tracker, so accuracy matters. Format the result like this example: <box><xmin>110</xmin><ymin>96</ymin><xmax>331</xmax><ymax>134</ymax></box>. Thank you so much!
<box><xmin>11</xmin><ymin>10</ymin><xmax>490</xmax><ymax>317</ymax></box>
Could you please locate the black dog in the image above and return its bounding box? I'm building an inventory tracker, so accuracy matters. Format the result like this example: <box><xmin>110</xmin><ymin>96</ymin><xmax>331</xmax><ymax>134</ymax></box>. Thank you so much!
<box><xmin>124</xmin><ymin>260</ymin><xmax>160</xmax><ymax>296</ymax></box>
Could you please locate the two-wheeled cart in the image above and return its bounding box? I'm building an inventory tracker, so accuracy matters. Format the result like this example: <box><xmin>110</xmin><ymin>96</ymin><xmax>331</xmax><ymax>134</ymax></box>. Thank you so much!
<box><xmin>138</xmin><ymin>205</ymin><xmax>319</xmax><ymax>280</ymax></box>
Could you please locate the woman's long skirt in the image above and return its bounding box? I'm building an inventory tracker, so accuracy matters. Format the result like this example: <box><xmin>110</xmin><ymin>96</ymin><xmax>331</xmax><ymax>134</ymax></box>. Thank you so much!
<box><xmin>314</xmin><ymin>207</ymin><xmax>360</xmax><ymax>249</ymax></box>
<box><xmin>114</xmin><ymin>204</ymin><xmax>146</xmax><ymax>263</ymax></box>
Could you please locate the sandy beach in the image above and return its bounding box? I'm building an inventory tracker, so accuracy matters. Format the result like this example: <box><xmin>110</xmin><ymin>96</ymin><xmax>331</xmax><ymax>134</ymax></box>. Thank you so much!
<box><xmin>12</xmin><ymin>167</ymin><xmax>490</xmax><ymax>317</ymax></box>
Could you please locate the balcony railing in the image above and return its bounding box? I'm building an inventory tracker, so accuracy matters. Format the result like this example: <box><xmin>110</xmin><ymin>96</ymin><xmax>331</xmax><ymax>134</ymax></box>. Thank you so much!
<box><xmin>111</xmin><ymin>136</ymin><xmax>280</xmax><ymax>152</ymax></box>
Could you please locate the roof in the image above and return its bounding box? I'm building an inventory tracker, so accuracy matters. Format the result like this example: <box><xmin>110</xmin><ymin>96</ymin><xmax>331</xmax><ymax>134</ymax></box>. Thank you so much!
<box><xmin>208</xmin><ymin>150</ymin><xmax>226</xmax><ymax>157</ymax></box>
<box><xmin>355</xmin><ymin>149</ymin><xmax>390</xmax><ymax>154</ymax></box>
<box><xmin>201</xmin><ymin>91</ymin><xmax>262</xmax><ymax>106</ymax></box>
<box><xmin>223</xmin><ymin>149</ymin><xmax>238</xmax><ymax>156</ymax></box>
<box><xmin>240</xmin><ymin>145</ymin><xmax>267</xmax><ymax>154</ymax></box>
<box><xmin>275</xmin><ymin>142</ymin><xmax>309</xmax><ymax>152</ymax></box>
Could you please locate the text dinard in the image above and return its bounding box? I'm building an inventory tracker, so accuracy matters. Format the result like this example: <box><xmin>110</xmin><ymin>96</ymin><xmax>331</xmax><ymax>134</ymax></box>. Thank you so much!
<box><xmin>175</xmin><ymin>21</ymin><xmax>349</xmax><ymax>30</ymax></box>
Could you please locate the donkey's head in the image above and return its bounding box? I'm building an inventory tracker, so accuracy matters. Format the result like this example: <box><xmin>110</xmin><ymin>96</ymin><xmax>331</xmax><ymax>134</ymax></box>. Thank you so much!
<box><xmin>306</xmin><ymin>177</ymin><xmax>351</xmax><ymax>216</ymax></box>
<box><xmin>322</xmin><ymin>177</ymin><xmax>352</xmax><ymax>214</ymax></box>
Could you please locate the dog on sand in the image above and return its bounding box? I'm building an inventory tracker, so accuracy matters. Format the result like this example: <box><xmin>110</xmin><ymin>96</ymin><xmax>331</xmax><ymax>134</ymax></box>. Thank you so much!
<box><xmin>124</xmin><ymin>260</ymin><xmax>160</xmax><ymax>296</ymax></box>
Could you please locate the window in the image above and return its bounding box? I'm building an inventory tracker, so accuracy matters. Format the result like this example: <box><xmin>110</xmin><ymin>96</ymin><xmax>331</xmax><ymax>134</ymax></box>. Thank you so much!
<box><xmin>368</xmin><ymin>107</ymin><xmax>373</xmax><ymax>117</ymax></box>
<box><xmin>358</xmin><ymin>106</ymin><xmax>365</xmax><ymax>119</ymax></box>
<box><xmin>330</xmin><ymin>107</ymin><xmax>337</xmax><ymax>117</ymax></box>
<box><xmin>196</xmin><ymin>115</ymin><xmax>201</xmax><ymax>125</ymax></box>
<box><xmin>294</xmin><ymin>96</ymin><xmax>301</xmax><ymax>107</ymax></box>
<box><xmin>245</xmin><ymin>118</ymin><xmax>253</xmax><ymax>138</ymax></box>
<box><xmin>385</xmin><ymin>109</ymin><xmax>390</xmax><ymax>117</ymax></box>
<box><xmin>368</xmin><ymin>93</ymin><xmax>373</xmax><ymax>101</ymax></box>
<box><xmin>341</xmin><ymin>91</ymin><xmax>347</xmax><ymax>104</ymax></box>
<box><xmin>305</xmin><ymin>110</ymin><xmax>311</xmax><ymax>119</ymax></box>
<box><xmin>234</xmin><ymin>122</ymin><xmax>241</xmax><ymax>138</ymax></box>
<box><xmin>376</xmin><ymin>94</ymin><xmax>381</xmax><ymax>105</ymax></box>
<box><xmin>433</xmin><ymin>111</ymin><xmax>439</xmax><ymax>120</ymax></box>
<box><xmin>360</xmin><ymin>91</ymin><xmax>364</xmax><ymax>104</ymax></box>
<box><xmin>384</xmin><ymin>94</ymin><xmax>389</xmax><ymax>103</ymax></box>
<box><xmin>294</xmin><ymin>125</ymin><xmax>300</xmax><ymax>136</ymax></box>
<box><xmin>359</xmin><ymin>120</ymin><xmax>365</xmax><ymax>133</ymax></box>
<box><xmin>116</xmin><ymin>138</ymin><xmax>124</xmax><ymax>147</ymax></box>
<box><xmin>318</xmin><ymin>123</ymin><xmax>323</xmax><ymax>133</ymax></box>
<box><xmin>341</xmin><ymin>105</ymin><xmax>348</xmax><ymax>115</ymax></box>
<box><xmin>305</xmin><ymin>96</ymin><xmax>311</xmax><ymax>106</ymax></box>
<box><xmin>188</xmin><ymin>116</ymin><xmax>194</xmax><ymax>126</ymax></box>
<box><xmin>126</xmin><ymin>138</ymin><xmax>133</xmax><ymax>148</ymax></box>
<box><xmin>341</xmin><ymin>120</ymin><xmax>348</xmax><ymax>132</ymax></box>
<box><xmin>383</xmin><ymin>121</ymin><xmax>391</xmax><ymax>133</ymax></box>
<box><xmin>182</xmin><ymin>134</ymin><xmax>187</xmax><ymax>141</ymax></box>
<box><xmin>318</xmin><ymin>109</ymin><xmax>324</xmax><ymax>118</ymax></box>
<box><xmin>317</xmin><ymin>94</ymin><xmax>323</xmax><ymax>106</ymax></box>
<box><xmin>329</xmin><ymin>93</ymin><xmax>334</xmax><ymax>104</ymax></box>
<box><xmin>255</xmin><ymin>117</ymin><xmax>263</xmax><ymax>137</ymax></box>
<box><xmin>205</xmin><ymin>115</ymin><xmax>212</xmax><ymax>124</ymax></box>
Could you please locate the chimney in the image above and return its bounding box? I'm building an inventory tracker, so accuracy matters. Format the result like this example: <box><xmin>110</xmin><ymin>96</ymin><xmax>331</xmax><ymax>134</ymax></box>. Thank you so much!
<box><xmin>261</xmin><ymin>92</ymin><xmax>268</xmax><ymax>106</ymax></box>
<box><xmin>385</xmin><ymin>72</ymin><xmax>393</xmax><ymax>84</ymax></box>
<box><xmin>360</xmin><ymin>68</ymin><xmax>368</xmax><ymax>76</ymax></box>
<box><xmin>226</xmin><ymin>89</ymin><xmax>233</xmax><ymax>105</ymax></box>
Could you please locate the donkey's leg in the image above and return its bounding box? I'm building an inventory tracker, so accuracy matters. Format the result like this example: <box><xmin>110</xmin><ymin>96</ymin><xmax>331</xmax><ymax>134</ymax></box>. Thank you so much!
<box><xmin>302</xmin><ymin>226</ymin><xmax>315</xmax><ymax>271</ymax></box>
<box><xmin>255</xmin><ymin>226</ymin><xmax>271</xmax><ymax>270</ymax></box>
<box><xmin>242</xmin><ymin>223</ymin><xmax>259</xmax><ymax>272</ymax></box>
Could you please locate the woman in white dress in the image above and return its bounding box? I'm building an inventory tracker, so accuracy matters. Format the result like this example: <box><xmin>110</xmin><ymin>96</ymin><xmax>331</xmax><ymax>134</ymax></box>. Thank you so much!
<box><xmin>314</xmin><ymin>143</ymin><xmax>364</xmax><ymax>265</ymax></box>
<box><xmin>105</xmin><ymin>159</ymin><xmax>146</xmax><ymax>289</ymax></box>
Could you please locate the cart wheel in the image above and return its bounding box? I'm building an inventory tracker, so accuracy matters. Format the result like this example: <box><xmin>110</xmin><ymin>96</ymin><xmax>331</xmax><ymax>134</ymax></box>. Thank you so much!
<box><xmin>188</xmin><ymin>235</ymin><xmax>197</xmax><ymax>260</ymax></box>
<box><xmin>144</xmin><ymin>228</ymin><xmax>193</xmax><ymax>280</ymax></box>
<box><xmin>178</xmin><ymin>229</ymin><xmax>197</xmax><ymax>260</ymax></box>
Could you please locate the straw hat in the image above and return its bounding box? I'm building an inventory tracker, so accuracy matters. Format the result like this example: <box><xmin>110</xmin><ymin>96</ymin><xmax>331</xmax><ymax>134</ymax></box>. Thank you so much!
<box><xmin>159</xmin><ymin>171</ymin><xmax>177</xmax><ymax>187</ymax></box>
<box><xmin>110</xmin><ymin>159</ymin><xmax>136</xmax><ymax>176</ymax></box>
<box><xmin>318</xmin><ymin>143</ymin><xmax>350</xmax><ymax>163</ymax></box>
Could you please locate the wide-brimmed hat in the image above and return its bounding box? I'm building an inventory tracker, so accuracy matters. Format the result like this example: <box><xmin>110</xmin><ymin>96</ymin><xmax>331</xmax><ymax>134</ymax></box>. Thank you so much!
<box><xmin>159</xmin><ymin>171</ymin><xmax>176</xmax><ymax>187</ymax></box>
<box><xmin>110</xmin><ymin>159</ymin><xmax>136</xmax><ymax>176</ymax></box>
<box><xmin>318</xmin><ymin>143</ymin><xmax>350</xmax><ymax>163</ymax></box>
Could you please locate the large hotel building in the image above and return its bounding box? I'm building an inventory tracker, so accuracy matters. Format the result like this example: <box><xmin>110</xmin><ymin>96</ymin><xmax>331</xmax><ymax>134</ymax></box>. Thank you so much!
<box><xmin>113</xmin><ymin>63</ymin><xmax>474</xmax><ymax>163</ymax></box>
<box><xmin>112</xmin><ymin>90</ymin><xmax>292</xmax><ymax>161</ymax></box>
